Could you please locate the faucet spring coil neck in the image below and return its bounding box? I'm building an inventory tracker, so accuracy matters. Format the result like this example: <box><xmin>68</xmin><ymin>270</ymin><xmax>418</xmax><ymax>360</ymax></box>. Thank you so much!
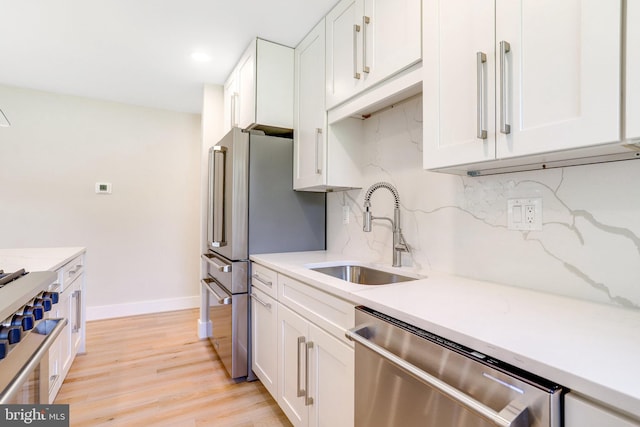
<box><xmin>364</xmin><ymin>182</ymin><xmax>401</xmax><ymax>208</ymax></box>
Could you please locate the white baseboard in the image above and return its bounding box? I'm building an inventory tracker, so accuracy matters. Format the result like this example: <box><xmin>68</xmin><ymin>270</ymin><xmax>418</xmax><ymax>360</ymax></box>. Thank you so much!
<box><xmin>87</xmin><ymin>295</ymin><xmax>200</xmax><ymax>321</ymax></box>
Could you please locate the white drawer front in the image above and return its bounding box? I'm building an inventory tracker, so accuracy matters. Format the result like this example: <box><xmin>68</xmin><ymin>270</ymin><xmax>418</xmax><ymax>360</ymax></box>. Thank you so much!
<box><xmin>251</xmin><ymin>263</ymin><xmax>277</xmax><ymax>298</ymax></box>
<box><xmin>61</xmin><ymin>255</ymin><xmax>84</xmax><ymax>290</ymax></box>
<box><xmin>278</xmin><ymin>274</ymin><xmax>354</xmax><ymax>345</ymax></box>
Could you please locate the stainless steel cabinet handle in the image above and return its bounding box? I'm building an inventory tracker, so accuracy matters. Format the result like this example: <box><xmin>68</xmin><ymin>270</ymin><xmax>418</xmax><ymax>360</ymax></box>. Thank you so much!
<box><xmin>305</xmin><ymin>341</ymin><xmax>314</xmax><ymax>406</ymax></box>
<box><xmin>499</xmin><ymin>41</ymin><xmax>511</xmax><ymax>134</ymax></box>
<box><xmin>72</xmin><ymin>290</ymin><xmax>82</xmax><ymax>333</ymax></box>
<box><xmin>251</xmin><ymin>273</ymin><xmax>272</xmax><ymax>288</ymax></box>
<box><xmin>476</xmin><ymin>51</ymin><xmax>488</xmax><ymax>140</ymax></box>
<box><xmin>362</xmin><ymin>16</ymin><xmax>371</xmax><ymax>74</ymax></box>
<box><xmin>346</xmin><ymin>326</ymin><xmax>528</xmax><ymax>427</ymax></box>
<box><xmin>202</xmin><ymin>253</ymin><xmax>232</xmax><ymax>273</ymax></box>
<box><xmin>250</xmin><ymin>292</ymin><xmax>271</xmax><ymax>309</ymax></box>
<box><xmin>231</xmin><ymin>92</ymin><xmax>239</xmax><ymax>127</ymax></box>
<box><xmin>201</xmin><ymin>278</ymin><xmax>232</xmax><ymax>305</ymax></box>
<box><xmin>315</xmin><ymin>128</ymin><xmax>322</xmax><ymax>174</ymax></box>
<box><xmin>353</xmin><ymin>24</ymin><xmax>361</xmax><ymax>79</ymax></box>
<box><xmin>297</xmin><ymin>336</ymin><xmax>306</xmax><ymax>397</ymax></box>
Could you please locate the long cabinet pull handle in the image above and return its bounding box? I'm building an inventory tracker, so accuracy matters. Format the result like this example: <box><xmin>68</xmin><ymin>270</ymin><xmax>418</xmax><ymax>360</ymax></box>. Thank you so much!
<box><xmin>231</xmin><ymin>92</ymin><xmax>239</xmax><ymax>127</ymax></box>
<box><xmin>346</xmin><ymin>326</ymin><xmax>528</xmax><ymax>427</ymax></box>
<box><xmin>353</xmin><ymin>24</ymin><xmax>361</xmax><ymax>79</ymax></box>
<box><xmin>362</xmin><ymin>16</ymin><xmax>371</xmax><ymax>74</ymax></box>
<box><xmin>250</xmin><ymin>292</ymin><xmax>271</xmax><ymax>309</ymax></box>
<box><xmin>305</xmin><ymin>341</ymin><xmax>314</xmax><ymax>406</ymax></box>
<box><xmin>499</xmin><ymin>41</ymin><xmax>511</xmax><ymax>134</ymax></box>
<box><xmin>476</xmin><ymin>51</ymin><xmax>488</xmax><ymax>140</ymax></box>
<box><xmin>73</xmin><ymin>290</ymin><xmax>82</xmax><ymax>332</ymax></box>
<box><xmin>297</xmin><ymin>336</ymin><xmax>306</xmax><ymax>397</ymax></box>
<box><xmin>251</xmin><ymin>273</ymin><xmax>272</xmax><ymax>287</ymax></box>
<box><xmin>315</xmin><ymin>128</ymin><xmax>322</xmax><ymax>174</ymax></box>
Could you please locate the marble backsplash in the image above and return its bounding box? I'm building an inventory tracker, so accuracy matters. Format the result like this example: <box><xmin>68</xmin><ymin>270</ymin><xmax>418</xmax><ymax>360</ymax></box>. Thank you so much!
<box><xmin>326</xmin><ymin>95</ymin><xmax>640</xmax><ymax>310</ymax></box>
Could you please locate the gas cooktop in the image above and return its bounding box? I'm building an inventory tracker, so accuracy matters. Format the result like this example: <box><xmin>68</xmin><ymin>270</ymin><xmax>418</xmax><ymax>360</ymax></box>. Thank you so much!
<box><xmin>0</xmin><ymin>269</ymin><xmax>28</xmax><ymax>288</ymax></box>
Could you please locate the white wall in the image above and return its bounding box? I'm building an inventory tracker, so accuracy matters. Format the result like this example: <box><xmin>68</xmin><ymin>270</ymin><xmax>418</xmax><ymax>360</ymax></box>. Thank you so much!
<box><xmin>0</xmin><ymin>84</ymin><xmax>202</xmax><ymax>319</ymax></box>
<box><xmin>327</xmin><ymin>95</ymin><xmax>640</xmax><ymax>311</ymax></box>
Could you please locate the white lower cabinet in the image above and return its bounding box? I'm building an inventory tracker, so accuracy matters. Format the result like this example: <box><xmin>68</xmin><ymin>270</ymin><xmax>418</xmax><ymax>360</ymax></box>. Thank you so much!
<box><xmin>48</xmin><ymin>252</ymin><xmax>86</xmax><ymax>403</ymax></box>
<box><xmin>277</xmin><ymin>304</ymin><xmax>354</xmax><ymax>427</ymax></box>
<box><xmin>565</xmin><ymin>393</ymin><xmax>640</xmax><ymax>427</ymax></box>
<box><xmin>250</xmin><ymin>262</ymin><xmax>355</xmax><ymax>427</ymax></box>
<box><xmin>251</xmin><ymin>287</ymin><xmax>278</xmax><ymax>398</ymax></box>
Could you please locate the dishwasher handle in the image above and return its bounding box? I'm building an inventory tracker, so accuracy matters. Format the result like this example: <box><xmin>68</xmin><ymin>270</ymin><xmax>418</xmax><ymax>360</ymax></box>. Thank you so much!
<box><xmin>346</xmin><ymin>326</ymin><xmax>529</xmax><ymax>427</ymax></box>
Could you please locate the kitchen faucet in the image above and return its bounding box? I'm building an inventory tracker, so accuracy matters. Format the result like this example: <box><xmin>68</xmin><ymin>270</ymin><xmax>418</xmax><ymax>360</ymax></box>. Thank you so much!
<box><xmin>362</xmin><ymin>182</ymin><xmax>409</xmax><ymax>267</ymax></box>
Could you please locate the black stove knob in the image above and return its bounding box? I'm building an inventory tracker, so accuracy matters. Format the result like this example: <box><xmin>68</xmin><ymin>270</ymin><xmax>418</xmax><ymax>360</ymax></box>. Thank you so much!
<box><xmin>42</xmin><ymin>291</ymin><xmax>59</xmax><ymax>304</ymax></box>
<box><xmin>0</xmin><ymin>326</ymin><xmax>21</xmax><ymax>344</ymax></box>
<box><xmin>22</xmin><ymin>305</ymin><xmax>44</xmax><ymax>321</ymax></box>
<box><xmin>11</xmin><ymin>314</ymin><xmax>35</xmax><ymax>331</ymax></box>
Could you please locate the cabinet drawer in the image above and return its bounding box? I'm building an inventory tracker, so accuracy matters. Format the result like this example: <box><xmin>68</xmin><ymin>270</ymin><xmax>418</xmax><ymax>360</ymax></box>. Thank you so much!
<box><xmin>278</xmin><ymin>274</ymin><xmax>354</xmax><ymax>345</ymax></box>
<box><xmin>251</xmin><ymin>263</ymin><xmax>277</xmax><ymax>299</ymax></box>
<box><xmin>61</xmin><ymin>255</ymin><xmax>84</xmax><ymax>290</ymax></box>
<box><xmin>565</xmin><ymin>393</ymin><xmax>640</xmax><ymax>427</ymax></box>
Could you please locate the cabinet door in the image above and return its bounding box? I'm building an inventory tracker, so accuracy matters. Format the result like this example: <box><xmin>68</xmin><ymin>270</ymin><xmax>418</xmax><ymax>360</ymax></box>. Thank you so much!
<box><xmin>223</xmin><ymin>73</ymin><xmax>238</xmax><ymax>134</ymax></box>
<box><xmin>326</xmin><ymin>0</ymin><xmax>362</xmax><ymax>109</ymax></box>
<box><xmin>294</xmin><ymin>20</ymin><xmax>327</xmax><ymax>190</ymax></box>
<box><xmin>362</xmin><ymin>0</ymin><xmax>421</xmax><ymax>89</ymax></box>
<box><xmin>278</xmin><ymin>304</ymin><xmax>309</xmax><ymax>427</ymax></box>
<box><xmin>496</xmin><ymin>0</ymin><xmax>621</xmax><ymax>158</ymax></box>
<box><xmin>59</xmin><ymin>285</ymin><xmax>73</xmax><ymax>376</ymax></box>
<box><xmin>237</xmin><ymin>40</ymin><xmax>257</xmax><ymax>129</ymax></box>
<box><xmin>251</xmin><ymin>288</ymin><xmax>278</xmax><ymax>399</ymax></box>
<box><xmin>308</xmin><ymin>323</ymin><xmax>354</xmax><ymax>427</ymax></box>
<box><xmin>627</xmin><ymin>0</ymin><xmax>640</xmax><ymax>141</ymax></box>
<box><xmin>423</xmin><ymin>0</ymin><xmax>496</xmax><ymax>169</ymax></box>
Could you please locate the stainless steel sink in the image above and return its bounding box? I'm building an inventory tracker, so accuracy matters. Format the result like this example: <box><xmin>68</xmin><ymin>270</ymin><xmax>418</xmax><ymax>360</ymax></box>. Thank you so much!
<box><xmin>310</xmin><ymin>264</ymin><xmax>417</xmax><ymax>285</ymax></box>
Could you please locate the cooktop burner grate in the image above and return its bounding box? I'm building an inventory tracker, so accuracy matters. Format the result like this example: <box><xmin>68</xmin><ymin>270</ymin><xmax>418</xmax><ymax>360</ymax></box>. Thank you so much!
<box><xmin>0</xmin><ymin>269</ymin><xmax>28</xmax><ymax>288</ymax></box>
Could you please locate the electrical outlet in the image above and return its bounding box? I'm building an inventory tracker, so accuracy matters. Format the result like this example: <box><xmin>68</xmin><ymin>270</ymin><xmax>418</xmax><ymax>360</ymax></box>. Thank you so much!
<box><xmin>342</xmin><ymin>205</ymin><xmax>350</xmax><ymax>224</ymax></box>
<box><xmin>507</xmin><ymin>198</ymin><xmax>542</xmax><ymax>231</ymax></box>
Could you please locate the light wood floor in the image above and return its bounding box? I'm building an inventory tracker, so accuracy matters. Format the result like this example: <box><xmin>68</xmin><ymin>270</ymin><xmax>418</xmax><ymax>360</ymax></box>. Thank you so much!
<box><xmin>55</xmin><ymin>308</ymin><xmax>292</xmax><ymax>427</ymax></box>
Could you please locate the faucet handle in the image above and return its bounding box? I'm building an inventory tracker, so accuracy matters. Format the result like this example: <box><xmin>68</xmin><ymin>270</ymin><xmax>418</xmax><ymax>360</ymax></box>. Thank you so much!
<box><xmin>394</xmin><ymin>242</ymin><xmax>409</xmax><ymax>252</ymax></box>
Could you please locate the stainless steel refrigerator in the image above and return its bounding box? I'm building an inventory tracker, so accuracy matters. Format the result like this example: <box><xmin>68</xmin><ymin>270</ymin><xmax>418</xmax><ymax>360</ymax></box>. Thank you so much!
<box><xmin>201</xmin><ymin>127</ymin><xmax>325</xmax><ymax>379</ymax></box>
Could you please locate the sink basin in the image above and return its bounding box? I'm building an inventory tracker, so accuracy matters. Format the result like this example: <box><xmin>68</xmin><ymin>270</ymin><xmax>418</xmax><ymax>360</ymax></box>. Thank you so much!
<box><xmin>310</xmin><ymin>264</ymin><xmax>418</xmax><ymax>285</ymax></box>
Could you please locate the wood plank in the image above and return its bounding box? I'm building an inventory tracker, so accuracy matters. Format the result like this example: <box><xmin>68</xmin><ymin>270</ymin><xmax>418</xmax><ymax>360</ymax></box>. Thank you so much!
<box><xmin>55</xmin><ymin>308</ymin><xmax>292</xmax><ymax>427</ymax></box>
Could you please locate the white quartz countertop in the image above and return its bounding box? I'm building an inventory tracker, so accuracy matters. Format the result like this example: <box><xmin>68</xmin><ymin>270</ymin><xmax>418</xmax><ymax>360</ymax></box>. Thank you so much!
<box><xmin>250</xmin><ymin>250</ymin><xmax>640</xmax><ymax>420</ymax></box>
<box><xmin>0</xmin><ymin>247</ymin><xmax>86</xmax><ymax>272</ymax></box>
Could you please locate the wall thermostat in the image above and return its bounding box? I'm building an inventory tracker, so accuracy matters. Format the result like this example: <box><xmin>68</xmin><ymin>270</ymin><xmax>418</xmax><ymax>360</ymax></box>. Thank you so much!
<box><xmin>95</xmin><ymin>182</ymin><xmax>112</xmax><ymax>194</ymax></box>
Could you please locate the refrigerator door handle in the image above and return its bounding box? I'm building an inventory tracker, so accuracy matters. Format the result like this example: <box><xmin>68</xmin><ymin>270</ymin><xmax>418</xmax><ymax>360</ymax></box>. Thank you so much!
<box><xmin>202</xmin><ymin>253</ymin><xmax>232</xmax><ymax>273</ymax></box>
<box><xmin>201</xmin><ymin>278</ymin><xmax>232</xmax><ymax>305</ymax></box>
<box><xmin>209</xmin><ymin>146</ymin><xmax>228</xmax><ymax>248</ymax></box>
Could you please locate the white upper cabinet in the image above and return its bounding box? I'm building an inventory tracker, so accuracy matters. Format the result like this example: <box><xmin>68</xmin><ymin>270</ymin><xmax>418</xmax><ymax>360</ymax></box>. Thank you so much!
<box><xmin>627</xmin><ymin>0</ymin><xmax>640</xmax><ymax>142</ymax></box>
<box><xmin>424</xmin><ymin>0</ymin><xmax>623</xmax><ymax>173</ymax></box>
<box><xmin>294</xmin><ymin>20</ymin><xmax>327</xmax><ymax>191</ymax></box>
<box><xmin>223</xmin><ymin>38</ymin><xmax>294</xmax><ymax>133</ymax></box>
<box><xmin>325</xmin><ymin>0</ymin><xmax>421</xmax><ymax>110</ymax></box>
<box><xmin>222</xmin><ymin>73</ymin><xmax>238</xmax><ymax>134</ymax></box>
<box><xmin>495</xmin><ymin>0</ymin><xmax>620</xmax><ymax>158</ymax></box>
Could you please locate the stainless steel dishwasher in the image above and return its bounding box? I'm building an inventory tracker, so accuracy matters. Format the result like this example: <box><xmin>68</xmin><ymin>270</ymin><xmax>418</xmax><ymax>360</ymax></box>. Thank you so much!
<box><xmin>346</xmin><ymin>306</ymin><xmax>563</xmax><ymax>427</ymax></box>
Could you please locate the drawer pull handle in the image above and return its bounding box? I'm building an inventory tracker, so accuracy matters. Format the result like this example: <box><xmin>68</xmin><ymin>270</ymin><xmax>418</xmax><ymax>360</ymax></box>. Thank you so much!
<box><xmin>250</xmin><ymin>292</ymin><xmax>271</xmax><ymax>309</ymax></box>
<box><xmin>252</xmin><ymin>273</ymin><xmax>272</xmax><ymax>288</ymax></box>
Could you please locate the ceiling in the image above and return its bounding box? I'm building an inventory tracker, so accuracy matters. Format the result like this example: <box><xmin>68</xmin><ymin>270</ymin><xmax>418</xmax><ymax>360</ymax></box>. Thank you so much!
<box><xmin>0</xmin><ymin>0</ymin><xmax>337</xmax><ymax>114</ymax></box>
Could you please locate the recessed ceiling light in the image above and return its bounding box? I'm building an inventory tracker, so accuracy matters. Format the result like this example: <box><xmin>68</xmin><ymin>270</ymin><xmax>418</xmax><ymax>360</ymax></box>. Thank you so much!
<box><xmin>191</xmin><ymin>51</ymin><xmax>212</xmax><ymax>63</ymax></box>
